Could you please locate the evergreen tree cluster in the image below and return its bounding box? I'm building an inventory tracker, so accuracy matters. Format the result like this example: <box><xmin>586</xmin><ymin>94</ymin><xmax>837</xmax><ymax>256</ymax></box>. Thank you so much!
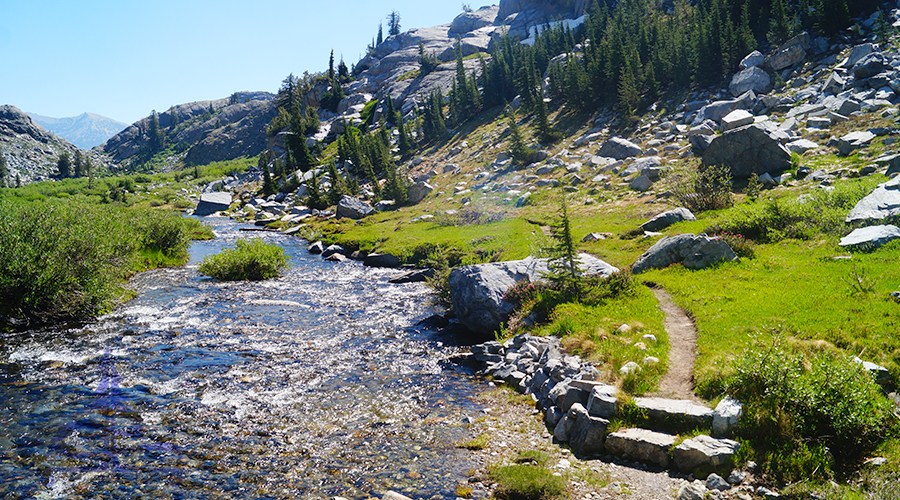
<box><xmin>476</xmin><ymin>0</ymin><xmax>876</xmax><ymax>119</ymax></box>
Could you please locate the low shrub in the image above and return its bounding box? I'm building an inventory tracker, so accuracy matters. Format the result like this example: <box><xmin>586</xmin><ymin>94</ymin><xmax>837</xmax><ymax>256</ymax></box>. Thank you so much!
<box><xmin>667</xmin><ymin>162</ymin><xmax>733</xmax><ymax>213</ymax></box>
<box><xmin>198</xmin><ymin>238</ymin><xmax>289</xmax><ymax>281</ymax></box>
<box><xmin>488</xmin><ymin>464</ymin><xmax>566</xmax><ymax>500</ymax></box>
<box><xmin>710</xmin><ymin>177</ymin><xmax>883</xmax><ymax>243</ymax></box>
<box><xmin>726</xmin><ymin>343</ymin><xmax>896</xmax><ymax>480</ymax></box>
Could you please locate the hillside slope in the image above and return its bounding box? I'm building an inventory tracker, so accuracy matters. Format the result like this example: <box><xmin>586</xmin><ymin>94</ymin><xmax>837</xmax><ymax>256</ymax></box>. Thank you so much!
<box><xmin>102</xmin><ymin>91</ymin><xmax>277</xmax><ymax>168</ymax></box>
<box><xmin>0</xmin><ymin>105</ymin><xmax>80</xmax><ymax>184</ymax></box>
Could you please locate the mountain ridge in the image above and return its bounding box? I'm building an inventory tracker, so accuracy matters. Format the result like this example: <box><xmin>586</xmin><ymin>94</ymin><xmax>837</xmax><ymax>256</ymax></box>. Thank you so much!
<box><xmin>28</xmin><ymin>111</ymin><xmax>128</xmax><ymax>150</ymax></box>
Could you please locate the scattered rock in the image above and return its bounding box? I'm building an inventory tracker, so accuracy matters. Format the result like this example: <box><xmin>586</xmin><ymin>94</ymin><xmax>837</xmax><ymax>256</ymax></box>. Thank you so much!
<box><xmin>597</xmin><ymin>137</ymin><xmax>643</xmax><ymax>160</ymax></box>
<box><xmin>839</xmin><ymin>225</ymin><xmax>900</xmax><ymax>250</ymax></box>
<box><xmin>321</xmin><ymin>244</ymin><xmax>347</xmax><ymax>258</ymax></box>
<box><xmin>364</xmin><ymin>253</ymin><xmax>401</xmax><ymax>268</ymax></box>
<box><xmin>629</xmin><ymin>174</ymin><xmax>653</xmax><ymax>192</ymax></box>
<box><xmin>336</xmin><ymin>195</ymin><xmax>375</xmax><ymax>220</ymax></box>
<box><xmin>837</xmin><ymin>131</ymin><xmax>875</xmax><ymax>156</ymax></box>
<box><xmin>632</xmin><ymin>234</ymin><xmax>739</xmax><ymax>274</ymax></box>
<box><xmin>640</xmin><ymin>207</ymin><xmax>697</xmax><ymax>232</ymax></box>
<box><xmin>729</xmin><ymin>67</ymin><xmax>771</xmax><ymax>97</ymax></box>
<box><xmin>677</xmin><ymin>483</ymin><xmax>707</xmax><ymax>500</ymax></box>
<box><xmin>722</xmin><ymin>109</ymin><xmax>754</xmax><ymax>130</ymax></box>
<box><xmin>702</xmin><ymin>122</ymin><xmax>791</xmax><ymax>178</ymax></box>
<box><xmin>712</xmin><ymin>397</ymin><xmax>742</xmax><ymax>437</ymax></box>
<box><xmin>706</xmin><ymin>473</ymin><xmax>730</xmax><ymax>491</ymax></box>
<box><xmin>786</xmin><ymin>139</ymin><xmax>818</xmax><ymax>154</ymax></box>
<box><xmin>388</xmin><ymin>268</ymin><xmax>436</xmax><ymax>284</ymax></box>
<box><xmin>308</xmin><ymin>241</ymin><xmax>325</xmax><ymax>255</ymax></box>
<box><xmin>407</xmin><ymin>181</ymin><xmax>434</xmax><ymax>204</ymax></box>
<box><xmin>674</xmin><ymin>435</ymin><xmax>741</xmax><ymax>471</ymax></box>
<box><xmin>739</xmin><ymin>50</ymin><xmax>764</xmax><ymax>69</ymax></box>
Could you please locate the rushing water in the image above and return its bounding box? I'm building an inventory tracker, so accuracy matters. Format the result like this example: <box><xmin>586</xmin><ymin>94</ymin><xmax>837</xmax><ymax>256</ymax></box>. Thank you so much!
<box><xmin>0</xmin><ymin>217</ymin><xmax>488</xmax><ymax>500</ymax></box>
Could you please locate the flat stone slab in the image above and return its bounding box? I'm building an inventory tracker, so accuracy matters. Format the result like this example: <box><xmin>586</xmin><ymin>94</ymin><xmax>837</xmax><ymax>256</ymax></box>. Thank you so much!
<box><xmin>722</xmin><ymin>109</ymin><xmax>754</xmax><ymax>130</ymax></box>
<box><xmin>837</xmin><ymin>131</ymin><xmax>875</xmax><ymax>156</ymax></box>
<box><xmin>633</xmin><ymin>397</ymin><xmax>714</xmax><ymax>426</ymax></box>
<box><xmin>605</xmin><ymin>428</ymin><xmax>677</xmax><ymax>467</ymax></box>
<box><xmin>846</xmin><ymin>177</ymin><xmax>900</xmax><ymax>224</ymax></box>
<box><xmin>674</xmin><ymin>435</ymin><xmax>740</xmax><ymax>471</ymax></box>
<box><xmin>839</xmin><ymin>225</ymin><xmax>900</xmax><ymax>249</ymax></box>
<box><xmin>786</xmin><ymin>139</ymin><xmax>818</xmax><ymax>154</ymax></box>
<box><xmin>194</xmin><ymin>192</ymin><xmax>232</xmax><ymax>216</ymax></box>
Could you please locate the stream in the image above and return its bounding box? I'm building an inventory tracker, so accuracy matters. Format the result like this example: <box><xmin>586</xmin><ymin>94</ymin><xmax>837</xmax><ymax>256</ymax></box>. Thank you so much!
<box><xmin>0</xmin><ymin>217</ymin><xmax>488</xmax><ymax>499</ymax></box>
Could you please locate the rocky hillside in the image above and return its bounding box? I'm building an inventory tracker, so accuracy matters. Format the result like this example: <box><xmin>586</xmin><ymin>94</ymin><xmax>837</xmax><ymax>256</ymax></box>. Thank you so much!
<box><xmin>102</xmin><ymin>91</ymin><xmax>277</xmax><ymax>168</ymax></box>
<box><xmin>27</xmin><ymin>111</ymin><xmax>127</xmax><ymax>150</ymax></box>
<box><xmin>315</xmin><ymin>0</ymin><xmax>588</xmax><ymax>139</ymax></box>
<box><xmin>0</xmin><ymin>105</ymin><xmax>80</xmax><ymax>184</ymax></box>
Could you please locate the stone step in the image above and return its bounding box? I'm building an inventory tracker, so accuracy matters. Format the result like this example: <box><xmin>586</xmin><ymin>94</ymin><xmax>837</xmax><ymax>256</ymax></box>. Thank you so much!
<box><xmin>632</xmin><ymin>397</ymin><xmax>714</xmax><ymax>432</ymax></box>
<box><xmin>604</xmin><ymin>428</ymin><xmax>741</xmax><ymax>472</ymax></box>
<box><xmin>605</xmin><ymin>428</ymin><xmax>677</xmax><ymax>467</ymax></box>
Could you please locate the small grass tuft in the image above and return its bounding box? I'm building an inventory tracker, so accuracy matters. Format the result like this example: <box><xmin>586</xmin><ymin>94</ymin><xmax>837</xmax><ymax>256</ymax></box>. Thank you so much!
<box><xmin>488</xmin><ymin>464</ymin><xmax>566</xmax><ymax>500</ymax></box>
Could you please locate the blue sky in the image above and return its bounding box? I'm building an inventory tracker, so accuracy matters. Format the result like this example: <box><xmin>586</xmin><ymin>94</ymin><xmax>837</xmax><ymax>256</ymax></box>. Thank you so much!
<box><xmin>0</xmin><ymin>0</ymin><xmax>467</xmax><ymax>124</ymax></box>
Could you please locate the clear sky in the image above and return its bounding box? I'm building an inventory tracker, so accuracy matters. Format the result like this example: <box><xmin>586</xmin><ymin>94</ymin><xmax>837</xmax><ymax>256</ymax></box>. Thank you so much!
<box><xmin>0</xmin><ymin>0</ymin><xmax>469</xmax><ymax>125</ymax></box>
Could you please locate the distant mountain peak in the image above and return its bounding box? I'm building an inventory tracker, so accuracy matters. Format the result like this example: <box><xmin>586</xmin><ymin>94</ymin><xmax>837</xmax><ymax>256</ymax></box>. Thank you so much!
<box><xmin>27</xmin><ymin>111</ymin><xmax>128</xmax><ymax>150</ymax></box>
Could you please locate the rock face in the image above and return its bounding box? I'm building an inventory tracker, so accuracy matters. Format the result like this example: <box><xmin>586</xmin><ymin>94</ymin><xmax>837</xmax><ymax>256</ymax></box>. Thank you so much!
<box><xmin>839</xmin><ymin>225</ymin><xmax>900</xmax><ymax>250</ymax></box>
<box><xmin>449</xmin><ymin>254</ymin><xmax>619</xmax><ymax>336</ymax></box>
<box><xmin>597</xmin><ymin>137</ymin><xmax>643</xmax><ymax>160</ymax></box>
<box><xmin>641</xmin><ymin>207</ymin><xmax>697</xmax><ymax>231</ymax></box>
<box><xmin>449</xmin><ymin>5</ymin><xmax>499</xmax><ymax>34</ymax></box>
<box><xmin>632</xmin><ymin>234</ymin><xmax>739</xmax><ymax>274</ymax></box>
<box><xmin>194</xmin><ymin>192</ymin><xmax>232</xmax><ymax>216</ymax></box>
<box><xmin>729</xmin><ymin>66</ymin><xmax>771</xmax><ymax>97</ymax></box>
<box><xmin>336</xmin><ymin>195</ymin><xmax>375</xmax><ymax>220</ymax></box>
<box><xmin>846</xmin><ymin>177</ymin><xmax>900</xmax><ymax>224</ymax></box>
<box><xmin>702</xmin><ymin>122</ymin><xmax>792</xmax><ymax>178</ymax></box>
<box><xmin>0</xmin><ymin>104</ymin><xmax>81</xmax><ymax>184</ymax></box>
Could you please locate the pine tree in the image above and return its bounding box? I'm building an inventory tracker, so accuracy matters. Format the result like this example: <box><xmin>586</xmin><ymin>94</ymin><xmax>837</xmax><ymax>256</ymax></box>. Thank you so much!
<box><xmin>73</xmin><ymin>150</ymin><xmax>85</xmax><ymax>178</ymax></box>
<box><xmin>0</xmin><ymin>150</ymin><xmax>7</xmax><ymax>187</ymax></box>
<box><xmin>56</xmin><ymin>152</ymin><xmax>72</xmax><ymax>178</ymax></box>
<box><xmin>383</xmin><ymin>161</ymin><xmax>408</xmax><ymax>205</ymax></box>
<box><xmin>148</xmin><ymin>110</ymin><xmax>165</xmax><ymax>153</ymax></box>
<box><xmin>397</xmin><ymin>115</ymin><xmax>413</xmax><ymax>156</ymax></box>
<box><xmin>326</xmin><ymin>162</ymin><xmax>346</xmax><ymax>205</ymax></box>
<box><xmin>377</xmin><ymin>23</ymin><xmax>384</xmax><ymax>45</ymax></box>
<box><xmin>262</xmin><ymin>161</ymin><xmax>276</xmax><ymax>197</ymax></box>
<box><xmin>506</xmin><ymin>109</ymin><xmax>535</xmax><ymax>166</ymax></box>
<box><xmin>304</xmin><ymin>171</ymin><xmax>328</xmax><ymax>210</ymax></box>
<box><xmin>85</xmin><ymin>156</ymin><xmax>93</xmax><ymax>189</ymax></box>
<box><xmin>388</xmin><ymin>10</ymin><xmax>401</xmax><ymax>36</ymax></box>
<box><xmin>535</xmin><ymin>96</ymin><xmax>561</xmax><ymax>144</ymax></box>
<box><xmin>617</xmin><ymin>58</ymin><xmax>640</xmax><ymax>117</ymax></box>
<box><xmin>338</xmin><ymin>58</ymin><xmax>350</xmax><ymax>83</ymax></box>
<box><xmin>545</xmin><ymin>195</ymin><xmax>583</xmax><ymax>299</ymax></box>
<box><xmin>768</xmin><ymin>0</ymin><xmax>794</xmax><ymax>44</ymax></box>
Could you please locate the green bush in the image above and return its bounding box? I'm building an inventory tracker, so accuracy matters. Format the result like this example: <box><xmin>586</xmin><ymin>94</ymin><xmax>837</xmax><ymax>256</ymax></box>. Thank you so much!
<box><xmin>488</xmin><ymin>464</ymin><xmax>566</xmax><ymax>500</ymax></box>
<box><xmin>710</xmin><ymin>178</ymin><xmax>882</xmax><ymax>243</ymax></box>
<box><xmin>0</xmin><ymin>199</ymin><xmax>204</xmax><ymax>327</ymax></box>
<box><xmin>727</xmin><ymin>343</ymin><xmax>896</xmax><ymax>479</ymax></box>
<box><xmin>0</xmin><ymin>199</ymin><xmax>136</xmax><ymax>324</ymax></box>
<box><xmin>198</xmin><ymin>238</ymin><xmax>289</xmax><ymax>281</ymax></box>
